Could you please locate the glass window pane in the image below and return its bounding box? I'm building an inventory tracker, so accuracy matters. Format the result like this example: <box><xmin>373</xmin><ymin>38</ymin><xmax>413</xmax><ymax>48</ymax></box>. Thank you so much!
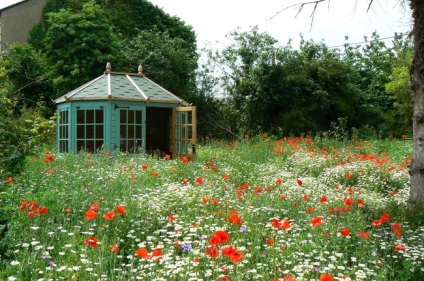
<box><xmin>120</xmin><ymin>125</ymin><xmax>127</xmax><ymax>138</ymax></box>
<box><xmin>187</xmin><ymin>126</ymin><xmax>192</xmax><ymax>138</ymax></box>
<box><xmin>96</xmin><ymin>125</ymin><xmax>104</xmax><ymax>138</ymax></box>
<box><xmin>120</xmin><ymin>110</ymin><xmax>127</xmax><ymax>123</ymax></box>
<box><xmin>77</xmin><ymin>125</ymin><xmax>85</xmax><ymax>139</ymax></box>
<box><xmin>187</xmin><ymin>112</ymin><xmax>192</xmax><ymax>124</ymax></box>
<box><xmin>77</xmin><ymin>110</ymin><xmax>85</xmax><ymax>123</ymax></box>
<box><xmin>96</xmin><ymin>110</ymin><xmax>104</xmax><ymax>123</ymax></box>
<box><xmin>86</xmin><ymin>125</ymin><xmax>94</xmax><ymax>138</ymax></box>
<box><xmin>77</xmin><ymin>140</ymin><xmax>85</xmax><ymax>151</ymax></box>
<box><xmin>135</xmin><ymin>125</ymin><xmax>142</xmax><ymax>138</ymax></box>
<box><xmin>128</xmin><ymin>110</ymin><xmax>135</xmax><ymax>123</ymax></box>
<box><xmin>136</xmin><ymin>111</ymin><xmax>142</xmax><ymax>123</ymax></box>
<box><xmin>86</xmin><ymin>140</ymin><xmax>95</xmax><ymax>152</ymax></box>
<box><xmin>95</xmin><ymin>141</ymin><xmax>103</xmax><ymax>152</ymax></box>
<box><xmin>128</xmin><ymin>125</ymin><xmax>135</xmax><ymax>138</ymax></box>
<box><xmin>86</xmin><ymin>110</ymin><xmax>94</xmax><ymax>123</ymax></box>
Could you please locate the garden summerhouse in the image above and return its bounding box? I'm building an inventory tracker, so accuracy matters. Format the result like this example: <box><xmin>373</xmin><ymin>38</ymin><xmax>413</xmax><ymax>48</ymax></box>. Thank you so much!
<box><xmin>54</xmin><ymin>63</ymin><xmax>197</xmax><ymax>160</ymax></box>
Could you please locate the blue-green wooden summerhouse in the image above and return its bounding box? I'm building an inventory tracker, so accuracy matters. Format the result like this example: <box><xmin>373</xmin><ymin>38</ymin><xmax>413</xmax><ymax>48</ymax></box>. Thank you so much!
<box><xmin>54</xmin><ymin>63</ymin><xmax>197</xmax><ymax>160</ymax></box>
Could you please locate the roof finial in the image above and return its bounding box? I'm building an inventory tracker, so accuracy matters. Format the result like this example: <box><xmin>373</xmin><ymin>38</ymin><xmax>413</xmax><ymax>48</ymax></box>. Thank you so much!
<box><xmin>105</xmin><ymin>62</ymin><xmax>111</xmax><ymax>74</ymax></box>
<box><xmin>138</xmin><ymin>65</ymin><xmax>143</xmax><ymax>76</ymax></box>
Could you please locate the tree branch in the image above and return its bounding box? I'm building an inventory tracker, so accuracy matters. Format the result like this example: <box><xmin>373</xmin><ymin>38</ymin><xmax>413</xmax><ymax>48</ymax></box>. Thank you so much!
<box><xmin>269</xmin><ymin>0</ymin><xmax>376</xmax><ymax>30</ymax></box>
<box><xmin>268</xmin><ymin>0</ymin><xmax>326</xmax><ymax>21</ymax></box>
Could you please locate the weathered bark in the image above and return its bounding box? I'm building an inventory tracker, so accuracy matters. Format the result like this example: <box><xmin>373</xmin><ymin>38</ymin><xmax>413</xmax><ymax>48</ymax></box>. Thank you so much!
<box><xmin>410</xmin><ymin>0</ymin><xmax>424</xmax><ymax>209</ymax></box>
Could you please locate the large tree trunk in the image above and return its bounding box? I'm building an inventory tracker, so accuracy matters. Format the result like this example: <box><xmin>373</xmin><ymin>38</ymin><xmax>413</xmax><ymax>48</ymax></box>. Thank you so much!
<box><xmin>410</xmin><ymin>0</ymin><xmax>424</xmax><ymax>209</ymax></box>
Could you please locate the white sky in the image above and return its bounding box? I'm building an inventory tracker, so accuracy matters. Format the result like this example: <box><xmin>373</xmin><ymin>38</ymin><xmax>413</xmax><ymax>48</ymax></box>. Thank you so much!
<box><xmin>148</xmin><ymin>0</ymin><xmax>411</xmax><ymax>50</ymax></box>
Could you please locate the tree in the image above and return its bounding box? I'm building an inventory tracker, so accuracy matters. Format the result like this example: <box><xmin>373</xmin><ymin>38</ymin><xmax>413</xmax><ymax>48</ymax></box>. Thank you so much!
<box><xmin>121</xmin><ymin>30</ymin><xmax>198</xmax><ymax>100</ymax></box>
<box><xmin>409</xmin><ymin>1</ymin><xmax>424</xmax><ymax>209</ymax></box>
<box><xmin>42</xmin><ymin>1</ymin><xmax>120</xmax><ymax>96</ymax></box>
<box><xmin>201</xmin><ymin>27</ymin><xmax>361</xmax><ymax>137</ymax></box>
<box><xmin>3</xmin><ymin>43</ymin><xmax>53</xmax><ymax>117</ymax></box>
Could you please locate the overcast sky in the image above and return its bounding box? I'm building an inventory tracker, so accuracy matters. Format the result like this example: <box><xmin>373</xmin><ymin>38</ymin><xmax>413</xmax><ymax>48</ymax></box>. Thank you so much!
<box><xmin>148</xmin><ymin>0</ymin><xmax>411</xmax><ymax>50</ymax></box>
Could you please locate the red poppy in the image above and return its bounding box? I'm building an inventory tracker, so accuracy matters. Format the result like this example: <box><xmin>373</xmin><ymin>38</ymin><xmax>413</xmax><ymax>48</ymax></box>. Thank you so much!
<box><xmin>136</xmin><ymin>248</ymin><xmax>149</xmax><ymax>258</ymax></box>
<box><xmin>116</xmin><ymin>205</ymin><xmax>126</xmax><ymax>215</ymax></box>
<box><xmin>380</xmin><ymin>213</ymin><xmax>391</xmax><ymax>223</ymax></box>
<box><xmin>38</xmin><ymin>206</ymin><xmax>48</xmax><ymax>215</ymax></box>
<box><xmin>306</xmin><ymin>207</ymin><xmax>315</xmax><ymax>213</ymax></box>
<box><xmin>208</xmin><ymin>234</ymin><xmax>221</xmax><ymax>246</ymax></box>
<box><xmin>372</xmin><ymin>219</ymin><xmax>382</xmax><ymax>227</ymax></box>
<box><xmin>110</xmin><ymin>244</ymin><xmax>120</xmax><ymax>253</ymax></box>
<box><xmin>103</xmin><ymin>211</ymin><xmax>115</xmax><ymax>221</ymax></box>
<box><xmin>345</xmin><ymin>172</ymin><xmax>352</xmax><ymax>179</ymax></box>
<box><xmin>320</xmin><ymin>273</ymin><xmax>333</xmax><ymax>281</ymax></box>
<box><xmin>358</xmin><ymin>231</ymin><xmax>370</xmax><ymax>239</ymax></box>
<box><xmin>283</xmin><ymin>275</ymin><xmax>296</xmax><ymax>281</ymax></box>
<box><xmin>206</xmin><ymin>247</ymin><xmax>219</xmax><ymax>258</ymax></box>
<box><xmin>344</xmin><ymin>197</ymin><xmax>353</xmax><ymax>206</ymax></box>
<box><xmin>340</xmin><ymin>228</ymin><xmax>351</xmax><ymax>237</ymax></box>
<box><xmin>357</xmin><ymin>199</ymin><xmax>365</xmax><ymax>208</ymax></box>
<box><xmin>297</xmin><ymin>179</ymin><xmax>303</xmax><ymax>186</ymax></box>
<box><xmin>266</xmin><ymin>238</ymin><xmax>274</xmax><ymax>244</ymax></box>
<box><xmin>151</xmin><ymin>171</ymin><xmax>158</xmax><ymax>177</ymax></box>
<box><xmin>223</xmin><ymin>174</ymin><xmax>230</xmax><ymax>181</ymax></box>
<box><xmin>151</xmin><ymin>248</ymin><xmax>162</xmax><ymax>259</ymax></box>
<box><xmin>391</xmin><ymin>222</ymin><xmax>401</xmax><ymax>232</ymax></box>
<box><xmin>227</xmin><ymin>210</ymin><xmax>242</xmax><ymax>225</ymax></box>
<box><xmin>221</xmin><ymin>245</ymin><xmax>237</xmax><ymax>256</ymax></box>
<box><xmin>272</xmin><ymin>218</ymin><xmax>292</xmax><ymax>230</ymax></box>
<box><xmin>168</xmin><ymin>214</ymin><xmax>176</xmax><ymax>221</ymax></box>
<box><xmin>215</xmin><ymin>230</ymin><xmax>230</xmax><ymax>243</ymax></box>
<box><xmin>141</xmin><ymin>164</ymin><xmax>148</xmax><ymax>170</ymax></box>
<box><xmin>275</xmin><ymin>178</ymin><xmax>282</xmax><ymax>184</ymax></box>
<box><xmin>320</xmin><ymin>195</ymin><xmax>328</xmax><ymax>203</ymax></box>
<box><xmin>85</xmin><ymin>237</ymin><xmax>98</xmax><ymax>247</ymax></box>
<box><xmin>212</xmin><ymin>198</ymin><xmax>219</xmax><ymax>204</ymax></box>
<box><xmin>90</xmin><ymin>203</ymin><xmax>100</xmax><ymax>211</ymax></box>
<box><xmin>229</xmin><ymin>251</ymin><xmax>244</xmax><ymax>262</ymax></box>
<box><xmin>27</xmin><ymin>211</ymin><xmax>36</xmax><ymax>217</ymax></box>
<box><xmin>19</xmin><ymin>200</ymin><xmax>28</xmax><ymax>211</ymax></box>
<box><xmin>85</xmin><ymin>209</ymin><xmax>97</xmax><ymax>220</ymax></box>
<box><xmin>218</xmin><ymin>276</ymin><xmax>230</xmax><ymax>281</ymax></box>
<box><xmin>182</xmin><ymin>156</ymin><xmax>188</xmax><ymax>163</ymax></box>
<box><xmin>196</xmin><ymin>176</ymin><xmax>203</xmax><ymax>184</ymax></box>
<box><xmin>7</xmin><ymin>177</ymin><xmax>13</xmax><ymax>183</ymax></box>
<box><xmin>394</xmin><ymin>244</ymin><xmax>405</xmax><ymax>252</ymax></box>
<box><xmin>311</xmin><ymin>216</ymin><xmax>323</xmax><ymax>227</ymax></box>
<box><xmin>202</xmin><ymin>197</ymin><xmax>210</xmax><ymax>204</ymax></box>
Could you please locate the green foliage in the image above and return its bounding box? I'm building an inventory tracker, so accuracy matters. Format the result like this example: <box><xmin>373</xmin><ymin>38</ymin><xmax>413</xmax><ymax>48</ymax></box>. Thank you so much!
<box><xmin>11</xmin><ymin>108</ymin><xmax>57</xmax><ymax>154</ymax></box>
<box><xmin>3</xmin><ymin>43</ymin><xmax>53</xmax><ymax>117</ymax></box>
<box><xmin>0</xmin><ymin>60</ymin><xmax>26</xmax><ymax>178</ymax></box>
<box><xmin>121</xmin><ymin>30</ymin><xmax>198</xmax><ymax>100</ymax></box>
<box><xmin>201</xmin><ymin>28</ymin><xmax>362</xmax><ymax>137</ymax></box>
<box><xmin>42</xmin><ymin>1</ymin><xmax>120</xmax><ymax>96</ymax></box>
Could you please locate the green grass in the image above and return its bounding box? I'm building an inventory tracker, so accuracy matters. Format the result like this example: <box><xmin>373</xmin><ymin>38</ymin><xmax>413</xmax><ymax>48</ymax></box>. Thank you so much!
<box><xmin>1</xmin><ymin>136</ymin><xmax>423</xmax><ymax>281</ymax></box>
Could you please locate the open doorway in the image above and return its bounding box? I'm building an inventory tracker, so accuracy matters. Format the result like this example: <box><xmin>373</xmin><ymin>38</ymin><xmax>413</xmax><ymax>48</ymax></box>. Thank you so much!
<box><xmin>146</xmin><ymin>107</ymin><xmax>172</xmax><ymax>157</ymax></box>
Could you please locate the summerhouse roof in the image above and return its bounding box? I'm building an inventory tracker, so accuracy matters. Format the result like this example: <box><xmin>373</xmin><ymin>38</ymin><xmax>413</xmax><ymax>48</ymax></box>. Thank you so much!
<box><xmin>54</xmin><ymin>64</ymin><xmax>188</xmax><ymax>105</ymax></box>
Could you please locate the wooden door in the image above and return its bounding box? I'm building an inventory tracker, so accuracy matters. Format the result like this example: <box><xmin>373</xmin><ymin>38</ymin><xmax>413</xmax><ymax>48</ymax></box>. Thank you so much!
<box><xmin>172</xmin><ymin>106</ymin><xmax>197</xmax><ymax>161</ymax></box>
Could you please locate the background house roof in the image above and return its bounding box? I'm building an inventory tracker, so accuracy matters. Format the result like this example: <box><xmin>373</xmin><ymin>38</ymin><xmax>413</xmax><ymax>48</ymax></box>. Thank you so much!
<box><xmin>54</xmin><ymin>71</ymin><xmax>187</xmax><ymax>105</ymax></box>
<box><xmin>0</xmin><ymin>0</ymin><xmax>26</xmax><ymax>11</ymax></box>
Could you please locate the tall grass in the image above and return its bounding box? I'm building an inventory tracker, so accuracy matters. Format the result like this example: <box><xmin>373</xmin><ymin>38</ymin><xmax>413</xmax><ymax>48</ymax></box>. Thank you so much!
<box><xmin>1</xmin><ymin>136</ymin><xmax>423</xmax><ymax>281</ymax></box>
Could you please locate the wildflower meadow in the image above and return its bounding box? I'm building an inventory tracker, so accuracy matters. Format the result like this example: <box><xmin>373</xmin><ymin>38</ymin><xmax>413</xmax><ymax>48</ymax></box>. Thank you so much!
<box><xmin>1</xmin><ymin>135</ymin><xmax>424</xmax><ymax>281</ymax></box>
